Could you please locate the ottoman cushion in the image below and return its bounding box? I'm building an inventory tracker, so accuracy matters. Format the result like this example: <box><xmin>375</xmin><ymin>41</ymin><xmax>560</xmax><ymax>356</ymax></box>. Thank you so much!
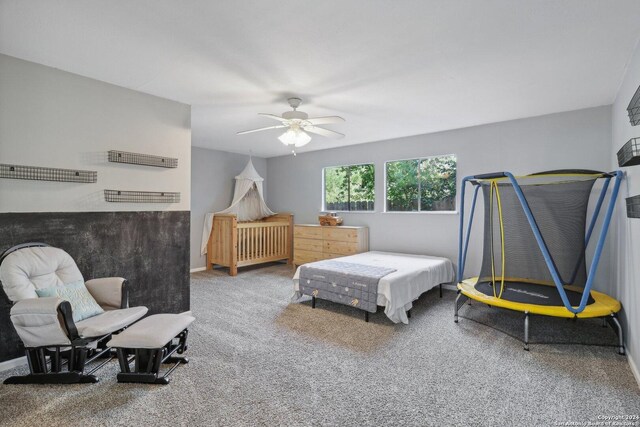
<box><xmin>108</xmin><ymin>313</ymin><xmax>194</xmax><ymax>349</ymax></box>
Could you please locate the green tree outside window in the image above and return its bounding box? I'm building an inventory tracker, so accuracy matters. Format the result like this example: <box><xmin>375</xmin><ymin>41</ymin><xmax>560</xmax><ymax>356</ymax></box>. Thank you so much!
<box><xmin>324</xmin><ymin>164</ymin><xmax>375</xmax><ymax>211</ymax></box>
<box><xmin>386</xmin><ymin>155</ymin><xmax>456</xmax><ymax>212</ymax></box>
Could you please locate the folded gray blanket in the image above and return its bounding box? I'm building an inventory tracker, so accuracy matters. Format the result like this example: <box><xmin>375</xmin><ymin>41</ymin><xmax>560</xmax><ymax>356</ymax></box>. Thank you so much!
<box><xmin>299</xmin><ymin>260</ymin><xmax>397</xmax><ymax>313</ymax></box>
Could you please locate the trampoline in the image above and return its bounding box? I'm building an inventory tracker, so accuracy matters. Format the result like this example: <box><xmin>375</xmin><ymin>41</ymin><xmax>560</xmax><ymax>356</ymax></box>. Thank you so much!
<box><xmin>454</xmin><ymin>170</ymin><xmax>625</xmax><ymax>353</ymax></box>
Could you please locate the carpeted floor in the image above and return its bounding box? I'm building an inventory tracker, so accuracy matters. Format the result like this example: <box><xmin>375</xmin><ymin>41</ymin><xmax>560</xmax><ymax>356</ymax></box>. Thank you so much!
<box><xmin>0</xmin><ymin>263</ymin><xmax>638</xmax><ymax>426</ymax></box>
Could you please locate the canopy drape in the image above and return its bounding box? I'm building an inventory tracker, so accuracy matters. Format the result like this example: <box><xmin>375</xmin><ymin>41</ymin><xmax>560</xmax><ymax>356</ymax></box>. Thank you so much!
<box><xmin>200</xmin><ymin>159</ymin><xmax>275</xmax><ymax>255</ymax></box>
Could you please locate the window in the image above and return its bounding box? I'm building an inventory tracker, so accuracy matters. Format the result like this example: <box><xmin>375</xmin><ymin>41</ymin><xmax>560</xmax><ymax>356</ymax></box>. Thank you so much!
<box><xmin>323</xmin><ymin>164</ymin><xmax>375</xmax><ymax>211</ymax></box>
<box><xmin>385</xmin><ymin>155</ymin><xmax>456</xmax><ymax>212</ymax></box>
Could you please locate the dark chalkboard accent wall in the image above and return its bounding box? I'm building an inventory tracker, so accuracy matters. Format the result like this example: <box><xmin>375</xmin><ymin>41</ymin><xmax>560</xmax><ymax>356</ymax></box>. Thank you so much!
<box><xmin>0</xmin><ymin>211</ymin><xmax>190</xmax><ymax>363</ymax></box>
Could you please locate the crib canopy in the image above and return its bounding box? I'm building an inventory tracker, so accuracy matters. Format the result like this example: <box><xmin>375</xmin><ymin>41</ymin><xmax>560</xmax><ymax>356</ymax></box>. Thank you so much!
<box><xmin>200</xmin><ymin>158</ymin><xmax>276</xmax><ymax>255</ymax></box>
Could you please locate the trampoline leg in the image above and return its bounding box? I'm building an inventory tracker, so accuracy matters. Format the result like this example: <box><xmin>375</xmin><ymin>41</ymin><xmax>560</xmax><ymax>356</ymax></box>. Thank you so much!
<box><xmin>439</xmin><ymin>284</ymin><xmax>442</xmax><ymax>298</ymax></box>
<box><xmin>523</xmin><ymin>311</ymin><xmax>530</xmax><ymax>351</ymax></box>
<box><xmin>608</xmin><ymin>314</ymin><xmax>625</xmax><ymax>356</ymax></box>
<box><xmin>365</xmin><ymin>311</ymin><xmax>369</xmax><ymax>323</ymax></box>
<box><xmin>454</xmin><ymin>290</ymin><xmax>467</xmax><ymax>323</ymax></box>
<box><xmin>311</xmin><ymin>296</ymin><xmax>316</xmax><ymax>309</ymax></box>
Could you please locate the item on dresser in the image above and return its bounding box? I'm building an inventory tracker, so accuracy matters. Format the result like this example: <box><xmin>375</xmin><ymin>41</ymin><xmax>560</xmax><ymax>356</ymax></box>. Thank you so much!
<box><xmin>293</xmin><ymin>224</ymin><xmax>369</xmax><ymax>267</ymax></box>
<box><xmin>318</xmin><ymin>212</ymin><xmax>343</xmax><ymax>226</ymax></box>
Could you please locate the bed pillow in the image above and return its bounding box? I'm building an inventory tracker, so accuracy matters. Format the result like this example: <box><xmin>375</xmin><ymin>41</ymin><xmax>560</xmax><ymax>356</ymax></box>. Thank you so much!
<box><xmin>36</xmin><ymin>281</ymin><xmax>104</xmax><ymax>322</ymax></box>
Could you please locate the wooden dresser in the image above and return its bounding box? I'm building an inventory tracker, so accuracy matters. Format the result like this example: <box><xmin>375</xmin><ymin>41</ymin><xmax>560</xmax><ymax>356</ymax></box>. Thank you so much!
<box><xmin>293</xmin><ymin>224</ymin><xmax>369</xmax><ymax>267</ymax></box>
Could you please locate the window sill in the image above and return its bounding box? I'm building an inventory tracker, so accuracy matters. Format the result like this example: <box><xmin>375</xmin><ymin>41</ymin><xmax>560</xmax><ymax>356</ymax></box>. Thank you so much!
<box><xmin>381</xmin><ymin>211</ymin><xmax>459</xmax><ymax>215</ymax></box>
<box><xmin>320</xmin><ymin>210</ymin><xmax>458</xmax><ymax>215</ymax></box>
<box><xmin>323</xmin><ymin>210</ymin><xmax>377</xmax><ymax>214</ymax></box>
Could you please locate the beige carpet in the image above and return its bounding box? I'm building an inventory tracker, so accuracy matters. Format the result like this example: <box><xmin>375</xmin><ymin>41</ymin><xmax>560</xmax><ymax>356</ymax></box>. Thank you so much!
<box><xmin>0</xmin><ymin>263</ymin><xmax>638</xmax><ymax>426</ymax></box>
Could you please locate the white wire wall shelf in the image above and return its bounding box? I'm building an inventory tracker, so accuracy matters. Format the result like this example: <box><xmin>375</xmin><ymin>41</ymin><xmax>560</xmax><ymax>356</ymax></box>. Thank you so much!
<box><xmin>108</xmin><ymin>150</ymin><xmax>178</xmax><ymax>168</ymax></box>
<box><xmin>0</xmin><ymin>163</ymin><xmax>97</xmax><ymax>183</ymax></box>
<box><xmin>104</xmin><ymin>190</ymin><xmax>180</xmax><ymax>203</ymax></box>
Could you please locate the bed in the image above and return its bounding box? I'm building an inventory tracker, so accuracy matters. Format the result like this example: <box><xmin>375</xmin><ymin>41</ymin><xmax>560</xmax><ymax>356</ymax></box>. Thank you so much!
<box><xmin>292</xmin><ymin>251</ymin><xmax>455</xmax><ymax>323</ymax></box>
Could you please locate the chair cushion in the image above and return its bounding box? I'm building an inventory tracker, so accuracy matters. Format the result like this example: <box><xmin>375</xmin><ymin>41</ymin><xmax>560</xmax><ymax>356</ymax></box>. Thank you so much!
<box><xmin>75</xmin><ymin>306</ymin><xmax>148</xmax><ymax>338</ymax></box>
<box><xmin>0</xmin><ymin>246</ymin><xmax>84</xmax><ymax>302</ymax></box>
<box><xmin>36</xmin><ymin>281</ymin><xmax>104</xmax><ymax>322</ymax></box>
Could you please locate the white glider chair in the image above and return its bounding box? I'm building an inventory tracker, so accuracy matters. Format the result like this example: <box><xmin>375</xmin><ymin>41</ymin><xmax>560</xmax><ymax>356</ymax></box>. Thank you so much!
<box><xmin>0</xmin><ymin>243</ymin><xmax>148</xmax><ymax>384</ymax></box>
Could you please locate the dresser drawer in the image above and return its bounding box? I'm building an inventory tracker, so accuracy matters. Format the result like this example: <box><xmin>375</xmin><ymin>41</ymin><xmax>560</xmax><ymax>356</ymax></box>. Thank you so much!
<box><xmin>294</xmin><ymin>226</ymin><xmax>323</xmax><ymax>240</ymax></box>
<box><xmin>324</xmin><ymin>253</ymin><xmax>348</xmax><ymax>260</ymax></box>
<box><xmin>322</xmin><ymin>227</ymin><xmax>359</xmax><ymax>242</ymax></box>
<box><xmin>294</xmin><ymin>249</ymin><xmax>325</xmax><ymax>265</ymax></box>
<box><xmin>323</xmin><ymin>240</ymin><xmax>358</xmax><ymax>255</ymax></box>
<box><xmin>294</xmin><ymin>238</ymin><xmax>323</xmax><ymax>252</ymax></box>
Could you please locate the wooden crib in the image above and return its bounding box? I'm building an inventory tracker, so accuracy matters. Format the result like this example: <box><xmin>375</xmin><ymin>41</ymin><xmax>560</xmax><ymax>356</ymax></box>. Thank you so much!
<box><xmin>206</xmin><ymin>213</ymin><xmax>293</xmax><ymax>276</ymax></box>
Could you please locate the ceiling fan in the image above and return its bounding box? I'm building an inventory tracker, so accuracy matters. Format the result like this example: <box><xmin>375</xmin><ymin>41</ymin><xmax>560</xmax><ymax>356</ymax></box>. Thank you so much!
<box><xmin>237</xmin><ymin>98</ymin><xmax>345</xmax><ymax>151</ymax></box>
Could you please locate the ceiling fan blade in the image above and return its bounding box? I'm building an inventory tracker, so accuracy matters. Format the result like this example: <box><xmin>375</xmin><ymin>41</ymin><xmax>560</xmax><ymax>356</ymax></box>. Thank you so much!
<box><xmin>304</xmin><ymin>126</ymin><xmax>345</xmax><ymax>139</ymax></box>
<box><xmin>237</xmin><ymin>125</ymin><xmax>287</xmax><ymax>135</ymax></box>
<box><xmin>258</xmin><ymin>113</ymin><xmax>290</xmax><ymax>123</ymax></box>
<box><xmin>305</xmin><ymin>116</ymin><xmax>345</xmax><ymax>125</ymax></box>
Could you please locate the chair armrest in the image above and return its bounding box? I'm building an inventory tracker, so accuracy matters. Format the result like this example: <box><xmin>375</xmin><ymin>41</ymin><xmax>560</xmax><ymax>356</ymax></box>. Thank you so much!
<box><xmin>11</xmin><ymin>296</ymin><xmax>63</xmax><ymax>316</ymax></box>
<box><xmin>85</xmin><ymin>277</ymin><xmax>129</xmax><ymax>310</ymax></box>
<box><xmin>10</xmin><ymin>297</ymin><xmax>75</xmax><ymax>347</ymax></box>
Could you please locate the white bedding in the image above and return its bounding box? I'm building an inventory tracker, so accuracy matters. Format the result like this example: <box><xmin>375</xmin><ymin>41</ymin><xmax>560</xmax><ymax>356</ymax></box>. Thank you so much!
<box><xmin>292</xmin><ymin>251</ymin><xmax>455</xmax><ymax>324</ymax></box>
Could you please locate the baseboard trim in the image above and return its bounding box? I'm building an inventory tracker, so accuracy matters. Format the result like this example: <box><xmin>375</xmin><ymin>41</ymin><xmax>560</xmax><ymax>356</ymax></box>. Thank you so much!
<box><xmin>627</xmin><ymin>352</ymin><xmax>640</xmax><ymax>389</ymax></box>
<box><xmin>190</xmin><ymin>267</ymin><xmax>206</xmax><ymax>273</ymax></box>
<box><xmin>0</xmin><ymin>356</ymin><xmax>27</xmax><ymax>373</ymax></box>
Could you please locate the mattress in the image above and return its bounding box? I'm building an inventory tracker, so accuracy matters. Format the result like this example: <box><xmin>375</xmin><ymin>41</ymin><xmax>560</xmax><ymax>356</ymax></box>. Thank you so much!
<box><xmin>293</xmin><ymin>251</ymin><xmax>455</xmax><ymax>324</ymax></box>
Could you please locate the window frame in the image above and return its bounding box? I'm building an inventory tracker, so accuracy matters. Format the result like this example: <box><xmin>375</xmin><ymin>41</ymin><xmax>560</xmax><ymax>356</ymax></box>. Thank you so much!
<box><xmin>383</xmin><ymin>154</ymin><xmax>458</xmax><ymax>214</ymax></box>
<box><xmin>322</xmin><ymin>162</ymin><xmax>376</xmax><ymax>213</ymax></box>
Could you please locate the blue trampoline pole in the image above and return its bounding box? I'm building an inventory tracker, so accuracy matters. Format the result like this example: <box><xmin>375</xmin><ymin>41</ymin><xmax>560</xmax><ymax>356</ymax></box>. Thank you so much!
<box><xmin>461</xmin><ymin>185</ymin><xmax>480</xmax><ymax>280</ymax></box>
<box><xmin>585</xmin><ymin>177</ymin><xmax>611</xmax><ymax>246</ymax></box>
<box><xmin>576</xmin><ymin>170</ymin><xmax>623</xmax><ymax>311</ymax></box>
<box><xmin>458</xmin><ymin>177</ymin><xmax>480</xmax><ymax>282</ymax></box>
<box><xmin>457</xmin><ymin>177</ymin><xmax>469</xmax><ymax>281</ymax></box>
<box><xmin>567</xmin><ymin>176</ymin><xmax>611</xmax><ymax>286</ymax></box>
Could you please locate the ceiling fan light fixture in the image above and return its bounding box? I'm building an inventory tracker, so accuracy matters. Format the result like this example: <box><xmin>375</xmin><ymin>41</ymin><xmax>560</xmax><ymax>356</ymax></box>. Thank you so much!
<box><xmin>238</xmin><ymin>98</ymin><xmax>344</xmax><ymax>155</ymax></box>
<box><xmin>278</xmin><ymin>128</ymin><xmax>311</xmax><ymax>147</ymax></box>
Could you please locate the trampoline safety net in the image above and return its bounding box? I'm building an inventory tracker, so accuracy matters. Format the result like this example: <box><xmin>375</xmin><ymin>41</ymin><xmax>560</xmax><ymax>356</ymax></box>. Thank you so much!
<box><xmin>478</xmin><ymin>178</ymin><xmax>596</xmax><ymax>293</ymax></box>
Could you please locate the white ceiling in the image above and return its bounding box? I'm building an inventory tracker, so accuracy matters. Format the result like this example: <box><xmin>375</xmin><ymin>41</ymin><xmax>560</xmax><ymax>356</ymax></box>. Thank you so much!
<box><xmin>2</xmin><ymin>1</ymin><xmax>640</xmax><ymax>158</ymax></box>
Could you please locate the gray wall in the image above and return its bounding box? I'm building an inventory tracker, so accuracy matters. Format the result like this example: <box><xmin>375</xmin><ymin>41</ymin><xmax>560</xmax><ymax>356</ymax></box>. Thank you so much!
<box><xmin>190</xmin><ymin>147</ymin><xmax>267</xmax><ymax>269</ymax></box>
<box><xmin>611</xmin><ymin>41</ymin><xmax>640</xmax><ymax>376</ymax></box>
<box><xmin>0</xmin><ymin>54</ymin><xmax>191</xmax><ymax>212</ymax></box>
<box><xmin>266</xmin><ymin>106</ymin><xmax>612</xmax><ymax>285</ymax></box>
